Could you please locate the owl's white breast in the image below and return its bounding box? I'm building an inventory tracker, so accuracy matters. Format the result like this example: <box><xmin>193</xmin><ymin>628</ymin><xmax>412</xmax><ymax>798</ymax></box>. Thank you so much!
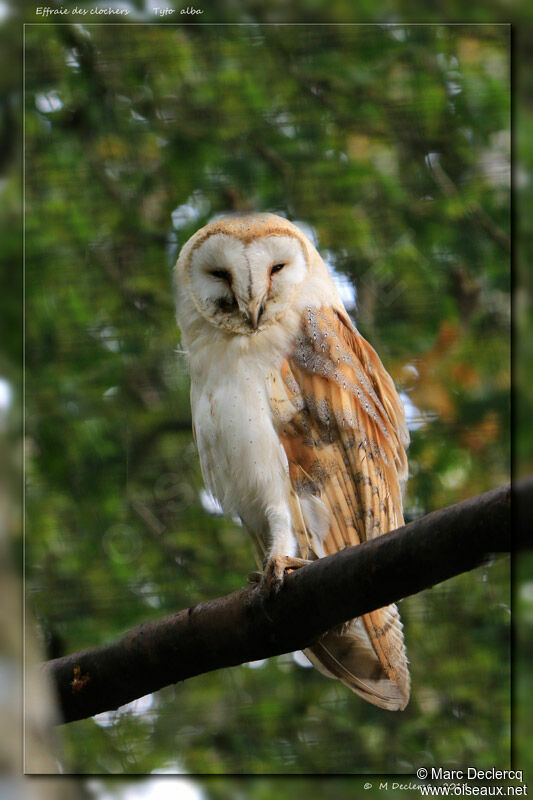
<box><xmin>185</xmin><ymin>306</ymin><xmax>302</xmax><ymax>538</ymax></box>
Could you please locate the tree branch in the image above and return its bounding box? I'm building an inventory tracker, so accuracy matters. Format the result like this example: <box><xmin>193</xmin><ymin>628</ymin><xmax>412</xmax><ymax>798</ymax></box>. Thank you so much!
<box><xmin>43</xmin><ymin>481</ymin><xmax>519</xmax><ymax>724</ymax></box>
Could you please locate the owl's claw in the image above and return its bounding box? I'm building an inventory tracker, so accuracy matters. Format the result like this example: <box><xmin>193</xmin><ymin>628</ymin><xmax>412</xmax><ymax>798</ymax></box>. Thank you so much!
<box><xmin>260</xmin><ymin>555</ymin><xmax>313</xmax><ymax>598</ymax></box>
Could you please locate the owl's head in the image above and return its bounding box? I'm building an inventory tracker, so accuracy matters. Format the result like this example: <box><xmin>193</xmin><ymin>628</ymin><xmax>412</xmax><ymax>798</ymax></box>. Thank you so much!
<box><xmin>175</xmin><ymin>214</ymin><xmax>314</xmax><ymax>335</ymax></box>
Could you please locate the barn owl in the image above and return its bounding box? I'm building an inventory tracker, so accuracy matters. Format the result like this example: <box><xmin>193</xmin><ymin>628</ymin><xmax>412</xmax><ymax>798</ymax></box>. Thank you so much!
<box><xmin>174</xmin><ymin>213</ymin><xmax>410</xmax><ymax>710</ymax></box>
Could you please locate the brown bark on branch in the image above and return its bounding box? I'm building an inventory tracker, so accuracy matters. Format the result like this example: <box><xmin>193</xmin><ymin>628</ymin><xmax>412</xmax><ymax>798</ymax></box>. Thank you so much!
<box><xmin>43</xmin><ymin>482</ymin><xmax>519</xmax><ymax>724</ymax></box>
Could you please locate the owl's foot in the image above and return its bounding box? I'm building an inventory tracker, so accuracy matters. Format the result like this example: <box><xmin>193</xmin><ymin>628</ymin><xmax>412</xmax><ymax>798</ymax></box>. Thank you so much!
<box><xmin>261</xmin><ymin>555</ymin><xmax>312</xmax><ymax>597</ymax></box>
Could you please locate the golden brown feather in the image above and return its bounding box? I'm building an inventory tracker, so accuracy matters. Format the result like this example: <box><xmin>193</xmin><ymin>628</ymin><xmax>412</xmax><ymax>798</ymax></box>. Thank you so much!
<box><xmin>269</xmin><ymin>305</ymin><xmax>410</xmax><ymax>710</ymax></box>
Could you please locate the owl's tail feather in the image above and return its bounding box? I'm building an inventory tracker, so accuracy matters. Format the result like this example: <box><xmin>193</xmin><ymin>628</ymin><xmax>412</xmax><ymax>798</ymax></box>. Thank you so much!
<box><xmin>279</xmin><ymin>489</ymin><xmax>410</xmax><ymax>710</ymax></box>
<box><xmin>289</xmin><ymin>495</ymin><xmax>410</xmax><ymax>710</ymax></box>
<box><xmin>304</xmin><ymin>605</ymin><xmax>410</xmax><ymax>711</ymax></box>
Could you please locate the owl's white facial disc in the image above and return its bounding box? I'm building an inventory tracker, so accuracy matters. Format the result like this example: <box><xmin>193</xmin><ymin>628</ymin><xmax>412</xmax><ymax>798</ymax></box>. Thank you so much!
<box><xmin>187</xmin><ymin>232</ymin><xmax>309</xmax><ymax>334</ymax></box>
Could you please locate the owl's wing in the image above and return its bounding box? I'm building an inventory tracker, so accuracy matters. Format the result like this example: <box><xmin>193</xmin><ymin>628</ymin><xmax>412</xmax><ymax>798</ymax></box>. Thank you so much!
<box><xmin>270</xmin><ymin>305</ymin><xmax>410</xmax><ymax>710</ymax></box>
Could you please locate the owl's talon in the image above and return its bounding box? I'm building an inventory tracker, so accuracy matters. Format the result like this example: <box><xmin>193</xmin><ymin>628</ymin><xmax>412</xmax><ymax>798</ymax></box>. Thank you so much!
<box><xmin>260</xmin><ymin>555</ymin><xmax>312</xmax><ymax>598</ymax></box>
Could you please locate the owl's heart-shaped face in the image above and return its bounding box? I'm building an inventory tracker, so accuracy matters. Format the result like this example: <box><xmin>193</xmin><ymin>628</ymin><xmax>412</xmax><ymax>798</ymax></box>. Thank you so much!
<box><xmin>185</xmin><ymin>230</ymin><xmax>309</xmax><ymax>334</ymax></box>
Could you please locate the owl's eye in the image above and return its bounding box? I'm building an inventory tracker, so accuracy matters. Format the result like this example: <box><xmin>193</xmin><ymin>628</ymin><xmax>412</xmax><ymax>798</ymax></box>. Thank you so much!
<box><xmin>209</xmin><ymin>269</ymin><xmax>231</xmax><ymax>283</ymax></box>
<box><xmin>270</xmin><ymin>263</ymin><xmax>286</xmax><ymax>275</ymax></box>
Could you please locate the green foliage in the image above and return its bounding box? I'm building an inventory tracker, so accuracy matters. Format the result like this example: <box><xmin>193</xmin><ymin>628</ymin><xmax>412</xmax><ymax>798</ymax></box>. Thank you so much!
<box><xmin>24</xmin><ymin>23</ymin><xmax>510</xmax><ymax>775</ymax></box>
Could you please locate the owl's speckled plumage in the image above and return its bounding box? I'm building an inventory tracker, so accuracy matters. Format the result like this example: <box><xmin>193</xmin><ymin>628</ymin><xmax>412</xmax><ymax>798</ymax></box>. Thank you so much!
<box><xmin>175</xmin><ymin>213</ymin><xmax>410</xmax><ymax>710</ymax></box>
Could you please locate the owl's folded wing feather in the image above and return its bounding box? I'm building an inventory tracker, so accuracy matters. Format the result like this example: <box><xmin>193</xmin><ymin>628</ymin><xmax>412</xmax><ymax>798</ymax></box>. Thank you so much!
<box><xmin>271</xmin><ymin>305</ymin><xmax>410</xmax><ymax>710</ymax></box>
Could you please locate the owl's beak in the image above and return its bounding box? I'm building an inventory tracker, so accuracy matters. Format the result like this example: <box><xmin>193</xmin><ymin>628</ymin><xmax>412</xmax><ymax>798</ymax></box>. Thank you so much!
<box><xmin>245</xmin><ymin>298</ymin><xmax>265</xmax><ymax>330</ymax></box>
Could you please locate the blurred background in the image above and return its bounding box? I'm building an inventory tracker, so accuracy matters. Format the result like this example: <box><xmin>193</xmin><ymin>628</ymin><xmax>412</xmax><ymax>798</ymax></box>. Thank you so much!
<box><xmin>1</xmin><ymin>0</ymin><xmax>528</xmax><ymax>796</ymax></box>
